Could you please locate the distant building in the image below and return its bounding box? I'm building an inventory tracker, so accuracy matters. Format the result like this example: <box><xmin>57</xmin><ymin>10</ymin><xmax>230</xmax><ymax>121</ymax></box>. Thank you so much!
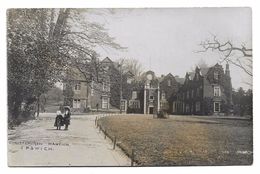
<box><xmin>173</xmin><ymin>63</ymin><xmax>233</xmax><ymax>115</ymax></box>
<box><xmin>63</xmin><ymin>57</ymin><xmax>123</xmax><ymax>112</ymax></box>
<box><xmin>63</xmin><ymin>68</ymin><xmax>89</xmax><ymax>112</ymax></box>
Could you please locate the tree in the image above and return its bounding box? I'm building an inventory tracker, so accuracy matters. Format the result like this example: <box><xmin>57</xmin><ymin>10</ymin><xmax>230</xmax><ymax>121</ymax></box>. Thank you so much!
<box><xmin>197</xmin><ymin>35</ymin><xmax>252</xmax><ymax>77</ymax></box>
<box><xmin>190</xmin><ymin>58</ymin><xmax>209</xmax><ymax>73</ymax></box>
<box><xmin>232</xmin><ymin>87</ymin><xmax>252</xmax><ymax>116</ymax></box>
<box><xmin>116</xmin><ymin>58</ymin><xmax>143</xmax><ymax>79</ymax></box>
<box><xmin>196</xmin><ymin>58</ymin><xmax>209</xmax><ymax>69</ymax></box>
<box><xmin>8</xmin><ymin>9</ymin><xmax>64</xmax><ymax>123</ymax></box>
<box><xmin>7</xmin><ymin>9</ymin><xmax>124</xmax><ymax>125</ymax></box>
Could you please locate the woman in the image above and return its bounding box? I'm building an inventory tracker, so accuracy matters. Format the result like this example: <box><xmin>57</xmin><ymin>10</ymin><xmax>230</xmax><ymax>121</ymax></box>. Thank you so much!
<box><xmin>63</xmin><ymin>107</ymin><xmax>71</xmax><ymax>130</ymax></box>
<box><xmin>54</xmin><ymin>110</ymin><xmax>63</xmax><ymax>130</ymax></box>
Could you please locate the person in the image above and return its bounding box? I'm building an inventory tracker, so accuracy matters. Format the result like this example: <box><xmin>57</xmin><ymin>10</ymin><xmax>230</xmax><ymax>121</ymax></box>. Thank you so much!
<box><xmin>54</xmin><ymin>110</ymin><xmax>64</xmax><ymax>130</ymax></box>
<box><xmin>63</xmin><ymin>107</ymin><xmax>71</xmax><ymax>130</ymax></box>
<box><xmin>96</xmin><ymin>103</ymin><xmax>99</xmax><ymax>112</ymax></box>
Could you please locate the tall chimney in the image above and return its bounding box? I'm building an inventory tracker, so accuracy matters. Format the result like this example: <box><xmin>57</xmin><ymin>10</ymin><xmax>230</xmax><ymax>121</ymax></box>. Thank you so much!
<box><xmin>225</xmin><ymin>63</ymin><xmax>230</xmax><ymax>77</ymax></box>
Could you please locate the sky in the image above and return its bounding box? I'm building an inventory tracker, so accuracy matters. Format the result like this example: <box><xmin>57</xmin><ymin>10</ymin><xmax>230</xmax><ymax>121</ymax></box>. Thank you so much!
<box><xmin>85</xmin><ymin>8</ymin><xmax>252</xmax><ymax>90</ymax></box>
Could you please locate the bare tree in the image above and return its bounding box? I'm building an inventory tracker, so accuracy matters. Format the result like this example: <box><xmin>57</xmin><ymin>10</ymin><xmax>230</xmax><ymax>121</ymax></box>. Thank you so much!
<box><xmin>116</xmin><ymin>58</ymin><xmax>143</xmax><ymax>78</ymax></box>
<box><xmin>197</xmin><ymin>35</ymin><xmax>252</xmax><ymax>77</ymax></box>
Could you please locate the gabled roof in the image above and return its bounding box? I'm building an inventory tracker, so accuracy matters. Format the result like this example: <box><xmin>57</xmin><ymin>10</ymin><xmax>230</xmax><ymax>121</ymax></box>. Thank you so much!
<box><xmin>101</xmin><ymin>57</ymin><xmax>113</xmax><ymax>64</ymax></box>
<box><xmin>159</xmin><ymin>73</ymin><xmax>175</xmax><ymax>83</ymax></box>
<box><xmin>125</xmin><ymin>71</ymin><xmax>135</xmax><ymax>77</ymax></box>
<box><xmin>166</xmin><ymin>73</ymin><xmax>174</xmax><ymax>78</ymax></box>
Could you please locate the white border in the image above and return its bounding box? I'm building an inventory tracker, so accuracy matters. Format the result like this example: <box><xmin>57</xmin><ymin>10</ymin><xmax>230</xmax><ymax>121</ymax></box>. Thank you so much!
<box><xmin>0</xmin><ymin>0</ymin><xmax>259</xmax><ymax>174</ymax></box>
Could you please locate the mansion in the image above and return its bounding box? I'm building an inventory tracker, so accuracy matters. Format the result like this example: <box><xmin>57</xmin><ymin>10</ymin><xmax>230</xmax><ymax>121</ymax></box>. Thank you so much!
<box><xmin>63</xmin><ymin>57</ymin><xmax>233</xmax><ymax>116</ymax></box>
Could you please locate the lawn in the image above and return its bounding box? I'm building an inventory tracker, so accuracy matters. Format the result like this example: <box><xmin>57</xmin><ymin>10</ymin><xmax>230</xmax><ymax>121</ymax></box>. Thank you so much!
<box><xmin>98</xmin><ymin>115</ymin><xmax>253</xmax><ymax>166</ymax></box>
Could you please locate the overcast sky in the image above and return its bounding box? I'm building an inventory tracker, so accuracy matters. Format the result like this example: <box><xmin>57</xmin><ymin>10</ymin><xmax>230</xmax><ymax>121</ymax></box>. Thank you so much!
<box><xmin>86</xmin><ymin>8</ymin><xmax>252</xmax><ymax>90</ymax></box>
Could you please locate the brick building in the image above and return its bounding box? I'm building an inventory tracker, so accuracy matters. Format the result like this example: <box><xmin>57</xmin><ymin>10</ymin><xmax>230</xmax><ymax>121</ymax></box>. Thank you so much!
<box><xmin>63</xmin><ymin>57</ymin><xmax>124</xmax><ymax>112</ymax></box>
<box><xmin>173</xmin><ymin>63</ymin><xmax>233</xmax><ymax>115</ymax></box>
<box><xmin>63</xmin><ymin>56</ymin><xmax>232</xmax><ymax>116</ymax></box>
<box><xmin>125</xmin><ymin>71</ymin><xmax>180</xmax><ymax>114</ymax></box>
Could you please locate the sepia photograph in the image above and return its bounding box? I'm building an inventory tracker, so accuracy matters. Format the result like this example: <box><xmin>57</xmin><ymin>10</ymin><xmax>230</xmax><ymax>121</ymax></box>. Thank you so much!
<box><xmin>7</xmin><ymin>8</ymin><xmax>253</xmax><ymax>166</ymax></box>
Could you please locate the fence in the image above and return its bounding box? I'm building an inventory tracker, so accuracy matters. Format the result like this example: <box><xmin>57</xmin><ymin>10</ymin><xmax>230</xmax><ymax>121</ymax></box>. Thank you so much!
<box><xmin>95</xmin><ymin>114</ymin><xmax>137</xmax><ymax>166</ymax></box>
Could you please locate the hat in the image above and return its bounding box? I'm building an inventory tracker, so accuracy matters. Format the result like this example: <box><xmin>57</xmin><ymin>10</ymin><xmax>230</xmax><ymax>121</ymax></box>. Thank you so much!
<box><xmin>56</xmin><ymin>110</ymin><xmax>62</xmax><ymax>115</ymax></box>
<box><xmin>64</xmin><ymin>106</ymin><xmax>71</xmax><ymax>111</ymax></box>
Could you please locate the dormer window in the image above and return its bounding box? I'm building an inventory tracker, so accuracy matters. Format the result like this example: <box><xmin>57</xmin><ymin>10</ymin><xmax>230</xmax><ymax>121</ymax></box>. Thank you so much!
<box><xmin>103</xmin><ymin>66</ymin><xmax>109</xmax><ymax>71</ymax></box>
<box><xmin>74</xmin><ymin>82</ymin><xmax>81</xmax><ymax>91</ymax></box>
<box><xmin>168</xmin><ymin>80</ymin><xmax>171</xmax><ymax>86</ymax></box>
<box><xmin>214</xmin><ymin>71</ymin><xmax>219</xmax><ymax>80</ymax></box>
<box><xmin>103</xmin><ymin>80</ymin><xmax>110</xmax><ymax>92</ymax></box>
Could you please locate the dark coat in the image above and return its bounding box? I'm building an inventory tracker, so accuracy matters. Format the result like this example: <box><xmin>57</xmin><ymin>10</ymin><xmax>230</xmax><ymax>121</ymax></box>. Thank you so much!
<box><xmin>63</xmin><ymin>112</ymin><xmax>71</xmax><ymax>125</ymax></box>
<box><xmin>54</xmin><ymin>115</ymin><xmax>64</xmax><ymax>127</ymax></box>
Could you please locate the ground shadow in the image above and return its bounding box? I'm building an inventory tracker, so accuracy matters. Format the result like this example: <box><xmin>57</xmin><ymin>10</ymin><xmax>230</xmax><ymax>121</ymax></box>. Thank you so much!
<box><xmin>174</xmin><ymin>119</ymin><xmax>222</xmax><ymax>125</ymax></box>
<box><xmin>46</xmin><ymin>128</ymin><xmax>67</xmax><ymax>131</ymax></box>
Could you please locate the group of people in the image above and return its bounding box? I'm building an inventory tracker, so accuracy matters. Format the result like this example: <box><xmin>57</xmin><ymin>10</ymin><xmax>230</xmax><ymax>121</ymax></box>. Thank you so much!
<box><xmin>54</xmin><ymin>107</ymin><xmax>71</xmax><ymax>130</ymax></box>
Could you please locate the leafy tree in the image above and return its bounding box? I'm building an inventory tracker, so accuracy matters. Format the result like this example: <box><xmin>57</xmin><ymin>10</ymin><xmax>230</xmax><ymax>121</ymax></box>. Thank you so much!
<box><xmin>232</xmin><ymin>87</ymin><xmax>252</xmax><ymax>116</ymax></box>
<box><xmin>7</xmin><ymin>9</ymin><xmax>124</xmax><ymax>125</ymax></box>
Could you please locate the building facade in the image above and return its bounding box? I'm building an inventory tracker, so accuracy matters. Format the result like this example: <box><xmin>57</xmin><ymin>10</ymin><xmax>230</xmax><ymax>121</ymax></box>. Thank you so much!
<box><xmin>63</xmin><ymin>56</ymin><xmax>233</xmax><ymax>116</ymax></box>
<box><xmin>173</xmin><ymin>63</ymin><xmax>233</xmax><ymax>115</ymax></box>
<box><xmin>124</xmin><ymin>71</ymin><xmax>180</xmax><ymax>114</ymax></box>
<box><xmin>63</xmin><ymin>57</ymin><xmax>123</xmax><ymax>112</ymax></box>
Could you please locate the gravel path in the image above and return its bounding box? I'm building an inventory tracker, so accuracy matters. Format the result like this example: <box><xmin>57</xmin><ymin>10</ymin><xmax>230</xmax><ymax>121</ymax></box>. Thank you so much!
<box><xmin>8</xmin><ymin>113</ymin><xmax>131</xmax><ymax>166</ymax></box>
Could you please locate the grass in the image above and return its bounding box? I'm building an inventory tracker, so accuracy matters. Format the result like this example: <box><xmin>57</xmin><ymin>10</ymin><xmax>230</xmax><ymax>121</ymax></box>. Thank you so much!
<box><xmin>98</xmin><ymin>115</ymin><xmax>253</xmax><ymax>166</ymax></box>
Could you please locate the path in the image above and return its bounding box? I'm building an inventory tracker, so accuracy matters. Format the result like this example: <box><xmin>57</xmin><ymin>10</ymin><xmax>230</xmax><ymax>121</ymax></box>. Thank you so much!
<box><xmin>8</xmin><ymin>113</ymin><xmax>130</xmax><ymax>166</ymax></box>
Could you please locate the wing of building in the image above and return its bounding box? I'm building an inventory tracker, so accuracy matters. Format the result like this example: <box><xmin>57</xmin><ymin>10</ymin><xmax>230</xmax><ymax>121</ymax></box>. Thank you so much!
<box><xmin>172</xmin><ymin>63</ymin><xmax>233</xmax><ymax>115</ymax></box>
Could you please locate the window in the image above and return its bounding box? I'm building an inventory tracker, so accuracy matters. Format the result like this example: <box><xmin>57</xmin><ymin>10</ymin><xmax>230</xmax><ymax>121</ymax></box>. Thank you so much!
<box><xmin>149</xmin><ymin>95</ymin><xmax>154</xmax><ymax>100</ymax></box>
<box><xmin>74</xmin><ymin>82</ymin><xmax>81</xmax><ymax>91</ymax></box>
<box><xmin>102</xmin><ymin>97</ymin><xmax>109</xmax><ymax>109</ymax></box>
<box><xmin>196</xmin><ymin>88</ymin><xmax>200</xmax><ymax>97</ymax></box>
<box><xmin>103</xmin><ymin>66</ymin><xmax>109</xmax><ymax>71</ymax></box>
<box><xmin>214</xmin><ymin>102</ymin><xmax>220</xmax><ymax>112</ymax></box>
<box><xmin>132</xmin><ymin>91</ymin><xmax>137</xmax><ymax>99</ymax></box>
<box><xmin>120</xmin><ymin>100</ymin><xmax>127</xmax><ymax>111</ymax></box>
<box><xmin>91</xmin><ymin>81</ymin><xmax>94</xmax><ymax>96</ymax></box>
<box><xmin>63</xmin><ymin>83</ymin><xmax>66</xmax><ymax>90</ymax></box>
<box><xmin>73</xmin><ymin>99</ymin><xmax>81</xmax><ymax>108</ymax></box>
<box><xmin>191</xmin><ymin>90</ymin><xmax>194</xmax><ymax>98</ymax></box>
<box><xmin>127</xmin><ymin>77</ymin><xmax>133</xmax><ymax>84</ymax></box>
<box><xmin>214</xmin><ymin>71</ymin><xmax>219</xmax><ymax>80</ymax></box>
<box><xmin>161</xmin><ymin>92</ymin><xmax>166</xmax><ymax>99</ymax></box>
<box><xmin>186</xmin><ymin>91</ymin><xmax>189</xmax><ymax>99</ymax></box>
<box><xmin>103</xmin><ymin>80</ymin><xmax>110</xmax><ymax>92</ymax></box>
<box><xmin>214</xmin><ymin>86</ymin><xmax>221</xmax><ymax>97</ymax></box>
<box><xmin>129</xmin><ymin>100</ymin><xmax>140</xmax><ymax>109</ymax></box>
<box><xmin>168</xmin><ymin>80</ymin><xmax>171</xmax><ymax>86</ymax></box>
<box><xmin>185</xmin><ymin>104</ymin><xmax>190</xmax><ymax>113</ymax></box>
<box><xmin>196</xmin><ymin>102</ymin><xmax>200</xmax><ymax>112</ymax></box>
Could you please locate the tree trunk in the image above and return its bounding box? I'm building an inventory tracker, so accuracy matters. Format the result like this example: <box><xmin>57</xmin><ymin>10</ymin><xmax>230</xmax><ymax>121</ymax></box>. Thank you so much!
<box><xmin>36</xmin><ymin>95</ymin><xmax>40</xmax><ymax>118</ymax></box>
